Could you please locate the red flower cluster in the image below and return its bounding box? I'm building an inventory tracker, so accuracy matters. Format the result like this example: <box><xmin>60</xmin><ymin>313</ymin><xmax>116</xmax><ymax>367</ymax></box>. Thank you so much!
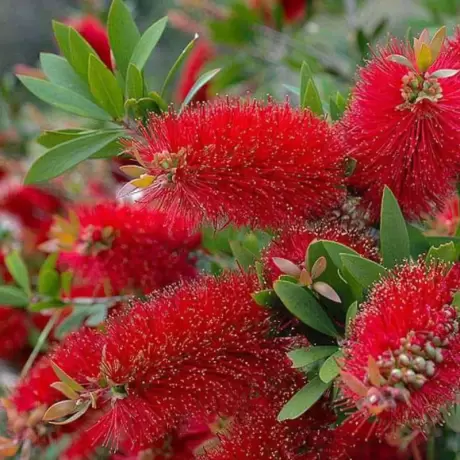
<box><xmin>0</xmin><ymin>307</ymin><xmax>28</xmax><ymax>360</ymax></box>
<box><xmin>341</xmin><ymin>261</ymin><xmax>460</xmax><ymax>435</ymax></box>
<box><xmin>8</xmin><ymin>273</ymin><xmax>302</xmax><ymax>454</ymax></box>
<box><xmin>49</xmin><ymin>202</ymin><xmax>200</xmax><ymax>294</ymax></box>
<box><xmin>126</xmin><ymin>99</ymin><xmax>346</xmax><ymax>230</ymax></box>
<box><xmin>248</xmin><ymin>0</ymin><xmax>306</xmax><ymax>24</ymax></box>
<box><xmin>342</xmin><ymin>31</ymin><xmax>460</xmax><ymax>220</ymax></box>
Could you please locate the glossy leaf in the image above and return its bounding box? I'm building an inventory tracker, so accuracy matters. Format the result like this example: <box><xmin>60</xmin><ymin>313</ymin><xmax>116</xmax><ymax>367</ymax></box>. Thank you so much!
<box><xmin>0</xmin><ymin>286</ymin><xmax>29</xmax><ymax>307</ymax></box>
<box><xmin>406</xmin><ymin>223</ymin><xmax>430</xmax><ymax>258</ymax></box>
<box><xmin>126</xmin><ymin>63</ymin><xmax>144</xmax><ymax>99</ymax></box>
<box><xmin>319</xmin><ymin>350</ymin><xmax>343</xmax><ymax>383</ymax></box>
<box><xmin>37</xmin><ymin>129</ymin><xmax>92</xmax><ymax>148</ymax></box>
<box><xmin>345</xmin><ymin>301</ymin><xmax>358</xmax><ymax>334</ymax></box>
<box><xmin>278</xmin><ymin>377</ymin><xmax>331</xmax><ymax>421</ymax></box>
<box><xmin>108</xmin><ymin>0</ymin><xmax>140</xmax><ymax>79</ymax></box>
<box><xmin>300</xmin><ymin>61</ymin><xmax>313</xmax><ymax>105</ymax></box>
<box><xmin>302</xmin><ymin>80</ymin><xmax>323</xmax><ymax>115</ymax></box>
<box><xmin>5</xmin><ymin>251</ymin><xmax>30</xmax><ymax>295</ymax></box>
<box><xmin>88</xmin><ymin>55</ymin><xmax>124</xmax><ymax>119</ymax></box>
<box><xmin>130</xmin><ymin>17</ymin><xmax>168</xmax><ymax>71</ymax></box>
<box><xmin>273</xmin><ymin>280</ymin><xmax>338</xmax><ymax>337</ymax></box>
<box><xmin>340</xmin><ymin>254</ymin><xmax>386</xmax><ymax>289</ymax></box>
<box><xmin>251</xmin><ymin>289</ymin><xmax>276</xmax><ymax>307</ymax></box>
<box><xmin>18</xmin><ymin>76</ymin><xmax>111</xmax><ymax>121</ymax></box>
<box><xmin>288</xmin><ymin>346</ymin><xmax>338</xmax><ymax>369</ymax></box>
<box><xmin>52</xmin><ymin>21</ymin><xmax>71</xmax><ymax>58</ymax></box>
<box><xmin>229</xmin><ymin>240</ymin><xmax>256</xmax><ymax>270</ymax></box>
<box><xmin>25</xmin><ymin>131</ymin><xmax>122</xmax><ymax>184</ymax></box>
<box><xmin>426</xmin><ymin>242</ymin><xmax>457</xmax><ymax>265</ymax></box>
<box><xmin>38</xmin><ymin>269</ymin><xmax>61</xmax><ymax>297</ymax></box>
<box><xmin>380</xmin><ymin>187</ymin><xmax>410</xmax><ymax>268</ymax></box>
<box><xmin>29</xmin><ymin>300</ymin><xmax>65</xmax><ymax>312</ymax></box>
<box><xmin>180</xmin><ymin>68</ymin><xmax>221</xmax><ymax>112</ymax></box>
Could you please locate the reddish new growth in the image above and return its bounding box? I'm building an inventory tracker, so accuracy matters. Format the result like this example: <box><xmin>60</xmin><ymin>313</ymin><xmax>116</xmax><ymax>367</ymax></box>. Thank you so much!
<box><xmin>342</xmin><ymin>28</ymin><xmax>460</xmax><ymax>220</ymax></box>
<box><xmin>125</xmin><ymin>98</ymin><xmax>346</xmax><ymax>230</ymax></box>
<box><xmin>8</xmin><ymin>274</ymin><xmax>301</xmax><ymax>453</ymax></box>
<box><xmin>45</xmin><ymin>202</ymin><xmax>200</xmax><ymax>294</ymax></box>
<box><xmin>340</xmin><ymin>261</ymin><xmax>460</xmax><ymax>436</ymax></box>
<box><xmin>262</xmin><ymin>220</ymin><xmax>378</xmax><ymax>283</ymax></box>
<box><xmin>68</xmin><ymin>15</ymin><xmax>113</xmax><ymax>70</ymax></box>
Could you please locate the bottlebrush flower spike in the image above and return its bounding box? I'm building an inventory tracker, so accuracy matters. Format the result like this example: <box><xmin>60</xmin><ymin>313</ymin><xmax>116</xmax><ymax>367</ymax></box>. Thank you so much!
<box><xmin>124</xmin><ymin>98</ymin><xmax>346</xmax><ymax>230</ymax></box>
<box><xmin>8</xmin><ymin>273</ymin><xmax>302</xmax><ymax>452</ymax></box>
<box><xmin>41</xmin><ymin>202</ymin><xmax>200</xmax><ymax>294</ymax></box>
<box><xmin>342</xmin><ymin>27</ymin><xmax>460</xmax><ymax>221</ymax></box>
<box><xmin>340</xmin><ymin>260</ymin><xmax>460</xmax><ymax>436</ymax></box>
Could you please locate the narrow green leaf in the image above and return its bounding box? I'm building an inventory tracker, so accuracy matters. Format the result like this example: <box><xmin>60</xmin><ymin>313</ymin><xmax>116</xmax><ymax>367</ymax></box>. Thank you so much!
<box><xmin>84</xmin><ymin>305</ymin><xmax>108</xmax><ymax>326</ymax></box>
<box><xmin>18</xmin><ymin>76</ymin><xmax>111</xmax><ymax>121</ymax></box>
<box><xmin>180</xmin><ymin>68</ymin><xmax>221</xmax><ymax>112</ymax></box>
<box><xmin>273</xmin><ymin>281</ymin><xmax>338</xmax><ymax>337</ymax></box>
<box><xmin>0</xmin><ymin>286</ymin><xmax>29</xmax><ymax>307</ymax></box>
<box><xmin>340</xmin><ymin>254</ymin><xmax>386</xmax><ymax>289</ymax></box>
<box><xmin>29</xmin><ymin>300</ymin><xmax>65</xmax><ymax>312</ymax></box>
<box><xmin>345</xmin><ymin>301</ymin><xmax>358</xmax><ymax>334</ymax></box>
<box><xmin>38</xmin><ymin>269</ymin><xmax>61</xmax><ymax>297</ymax></box>
<box><xmin>161</xmin><ymin>34</ymin><xmax>198</xmax><ymax>97</ymax></box>
<box><xmin>380</xmin><ymin>186</ymin><xmax>411</xmax><ymax>268</ymax></box>
<box><xmin>37</xmin><ymin>129</ymin><xmax>93</xmax><ymax>148</ymax></box>
<box><xmin>319</xmin><ymin>241</ymin><xmax>360</xmax><ymax>269</ymax></box>
<box><xmin>40</xmin><ymin>53</ymin><xmax>92</xmax><ymax>99</ymax></box>
<box><xmin>283</xmin><ymin>84</ymin><xmax>300</xmax><ymax>97</ymax></box>
<box><xmin>5</xmin><ymin>251</ymin><xmax>31</xmax><ymax>295</ymax></box>
<box><xmin>251</xmin><ymin>289</ymin><xmax>276</xmax><ymax>307</ymax></box>
<box><xmin>51</xmin><ymin>362</ymin><xmax>85</xmax><ymax>392</ymax></box>
<box><xmin>88</xmin><ymin>55</ymin><xmax>124</xmax><ymax>119</ymax></box>
<box><xmin>108</xmin><ymin>0</ymin><xmax>140</xmax><ymax>79</ymax></box>
<box><xmin>277</xmin><ymin>377</ymin><xmax>330</xmax><ymax>421</ymax></box>
<box><xmin>329</xmin><ymin>97</ymin><xmax>341</xmax><ymax>121</ymax></box>
<box><xmin>40</xmin><ymin>253</ymin><xmax>59</xmax><ymax>273</ymax></box>
<box><xmin>335</xmin><ymin>91</ymin><xmax>347</xmax><ymax>113</ymax></box>
<box><xmin>407</xmin><ymin>223</ymin><xmax>430</xmax><ymax>258</ymax></box>
<box><xmin>229</xmin><ymin>240</ymin><xmax>256</xmax><ymax>270</ymax></box>
<box><xmin>90</xmin><ymin>139</ymin><xmax>123</xmax><ymax>159</ymax></box>
<box><xmin>300</xmin><ymin>61</ymin><xmax>313</xmax><ymax>104</ymax></box>
<box><xmin>126</xmin><ymin>64</ymin><xmax>144</xmax><ymax>99</ymax></box>
<box><xmin>288</xmin><ymin>346</ymin><xmax>338</xmax><ymax>369</ymax></box>
<box><xmin>302</xmin><ymin>79</ymin><xmax>323</xmax><ymax>115</ymax></box>
<box><xmin>52</xmin><ymin>21</ymin><xmax>71</xmax><ymax>59</ymax></box>
<box><xmin>61</xmin><ymin>272</ymin><xmax>73</xmax><ymax>297</ymax></box>
<box><xmin>130</xmin><ymin>17</ymin><xmax>168</xmax><ymax>71</ymax></box>
<box><xmin>54</xmin><ymin>310</ymin><xmax>87</xmax><ymax>340</ymax></box>
<box><xmin>426</xmin><ymin>242</ymin><xmax>457</xmax><ymax>265</ymax></box>
<box><xmin>25</xmin><ymin>131</ymin><xmax>122</xmax><ymax>184</ymax></box>
<box><xmin>319</xmin><ymin>350</ymin><xmax>343</xmax><ymax>383</ymax></box>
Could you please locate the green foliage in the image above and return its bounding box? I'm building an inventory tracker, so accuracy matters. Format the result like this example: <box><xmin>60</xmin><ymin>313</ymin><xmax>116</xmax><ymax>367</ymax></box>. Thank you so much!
<box><xmin>126</xmin><ymin>64</ymin><xmax>145</xmax><ymax>100</ymax></box>
<box><xmin>0</xmin><ymin>285</ymin><xmax>29</xmax><ymax>307</ymax></box>
<box><xmin>300</xmin><ymin>62</ymin><xmax>323</xmax><ymax>115</ymax></box>
<box><xmin>340</xmin><ymin>254</ymin><xmax>386</xmax><ymax>290</ymax></box>
<box><xmin>426</xmin><ymin>242</ymin><xmax>457</xmax><ymax>265</ymax></box>
<box><xmin>5</xmin><ymin>250</ymin><xmax>31</xmax><ymax>295</ymax></box>
<box><xmin>180</xmin><ymin>68</ymin><xmax>221</xmax><ymax>112</ymax></box>
<box><xmin>319</xmin><ymin>350</ymin><xmax>343</xmax><ymax>383</ymax></box>
<box><xmin>288</xmin><ymin>346</ymin><xmax>338</xmax><ymax>368</ymax></box>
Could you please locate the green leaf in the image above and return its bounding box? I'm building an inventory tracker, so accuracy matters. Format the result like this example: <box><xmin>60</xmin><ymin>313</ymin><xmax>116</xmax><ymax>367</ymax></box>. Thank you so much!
<box><xmin>40</xmin><ymin>253</ymin><xmax>59</xmax><ymax>273</ymax></box>
<box><xmin>0</xmin><ymin>285</ymin><xmax>29</xmax><ymax>307</ymax></box>
<box><xmin>68</xmin><ymin>27</ymin><xmax>106</xmax><ymax>81</ymax></box>
<box><xmin>302</xmin><ymin>79</ymin><xmax>323</xmax><ymax>115</ymax></box>
<box><xmin>277</xmin><ymin>377</ymin><xmax>331</xmax><ymax>421</ymax></box>
<box><xmin>318</xmin><ymin>241</ymin><xmax>360</xmax><ymax>268</ymax></box>
<box><xmin>251</xmin><ymin>289</ymin><xmax>276</xmax><ymax>307</ymax></box>
<box><xmin>426</xmin><ymin>242</ymin><xmax>457</xmax><ymax>265</ymax></box>
<box><xmin>444</xmin><ymin>404</ymin><xmax>460</xmax><ymax>433</ymax></box>
<box><xmin>273</xmin><ymin>281</ymin><xmax>338</xmax><ymax>337</ymax></box>
<box><xmin>300</xmin><ymin>61</ymin><xmax>312</xmax><ymax>102</ymax></box>
<box><xmin>52</xmin><ymin>21</ymin><xmax>72</xmax><ymax>59</ymax></box>
<box><xmin>54</xmin><ymin>310</ymin><xmax>88</xmax><ymax>340</ymax></box>
<box><xmin>84</xmin><ymin>304</ymin><xmax>108</xmax><ymax>326</ymax></box>
<box><xmin>288</xmin><ymin>346</ymin><xmax>338</xmax><ymax>369</ymax></box>
<box><xmin>180</xmin><ymin>68</ymin><xmax>221</xmax><ymax>111</ymax></box>
<box><xmin>340</xmin><ymin>254</ymin><xmax>386</xmax><ymax>289</ymax></box>
<box><xmin>380</xmin><ymin>186</ymin><xmax>410</xmax><ymax>268</ymax></box>
<box><xmin>345</xmin><ymin>301</ymin><xmax>358</xmax><ymax>334</ymax></box>
<box><xmin>161</xmin><ymin>34</ymin><xmax>198</xmax><ymax>97</ymax></box>
<box><xmin>61</xmin><ymin>272</ymin><xmax>73</xmax><ymax>296</ymax></box>
<box><xmin>130</xmin><ymin>17</ymin><xmax>168</xmax><ymax>71</ymax></box>
<box><xmin>90</xmin><ymin>139</ymin><xmax>123</xmax><ymax>159</ymax></box>
<box><xmin>319</xmin><ymin>350</ymin><xmax>343</xmax><ymax>383</ymax></box>
<box><xmin>108</xmin><ymin>0</ymin><xmax>140</xmax><ymax>79</ymax></box>
<box><xmin>37</xmin><ymin>129</ymin><xmax>93</xmax><ymax>148</ymax></box>
<box><xmin>283</xmin><ymin>84</ymin><xmax>300</xmax><ymax>97</ymax></box>
<box><xmin>25</xmin><ymin>131</ymin><xmax>122</xmax><ymax>184</ymax></box>
<box><xmin>40</xmin><ymin>53</ymin><xmax>92</xmax><ymax>99</ymax></box>
<box><xmin>18</xmin><ymin>76</ymin><xmax>111</xmax><ymax>121</ymax></box>
<box><xmin>229</xmin><ymin>240</ymin><xmax>256</xmax><ymax>270</ymax></box>
<box><xmin>329</xmin><ymin>97</ymin><xmax>341</xmax><ymax>121</ymax></box>
<box><xmin>335</xmin><ymin>91</ymin><xmax>347</xmax><ymax>113</ymax></box>
<box><xmin>126</xmin><ymin>64</ymin><xmax>144</xmax><ymax>99</ymax></box>
<box><xmin>29</xmin><ymin>300</ymin><xmax>65</xmax><ymax>312</ymax></box>
<box><xmin>88</xmin><ymin>55</ymin><xmax>124</xmax><ymax>119</ymax></box>
<box><xmin>38</xmin><ymin>269</ymin><xmax>61</xmax><ymax>297</ymax></box>
<box><xmin>5</xmin><ymin>250</ymin><xmax>31</xmax><ymax>295</ymax></box>
<box><xmin>407</xmin><ymin>223</ymin><xmax>430</xmax><ymax>258</ymax></box>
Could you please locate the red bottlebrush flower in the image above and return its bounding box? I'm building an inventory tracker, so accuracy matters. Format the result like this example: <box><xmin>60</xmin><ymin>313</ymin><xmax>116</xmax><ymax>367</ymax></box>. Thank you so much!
<box><xmin>45</xmin><ymin>202</ymin><xmax>200</xmax><ymax>294</ymax></box>
<box><xmin>10</xmin><ymin>273</ymin><xmax>302</xmax><ymax>452</ymax></box>
<box><xmin>248</xmin><ymin>0</ymin><xmax>306</xmax><ymax>24</ymax></box>
<box><xmin>427</xmin><ymin>193</ymin><xmax>460</xmax><ymax>236</ymax></box>
<box><xmin>68</xmin><ymin>15</ymin><xmax>113</xmax><ymax>70</ymax></box>
<box><xmin>0</xmin><ymin>307</ymin><xmax>28</xmax><ymax>359</ymax></box>
<box><xmin>262</xmin><ymin>220</ymin><xmax>378</xmax><ymax>283</ymax></box>
<box><xmin>125</xmin><ymin>99</ymin><xmax>346</xmax><ymax>230</ymax></box>
<box><xmin>340</xmin><ymin>261</ymin><xmax>460</xmax><ymax>435</ymax></box>
<box><xmin>342</xmin><ymin>28</ymin><xmax>460</xmax><ymax>220</ymax></box>
<box><xmin>176</xmin><ymin>41</ymin><xmax>215</xmax><ymax>103</ymax></box>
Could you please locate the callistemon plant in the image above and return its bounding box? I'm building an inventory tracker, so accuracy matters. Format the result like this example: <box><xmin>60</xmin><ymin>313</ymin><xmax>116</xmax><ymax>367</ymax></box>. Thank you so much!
<box><xmin>3</xmin><ymin>3</ymin><xmax>460</xmax><ymax>458</ymax></box>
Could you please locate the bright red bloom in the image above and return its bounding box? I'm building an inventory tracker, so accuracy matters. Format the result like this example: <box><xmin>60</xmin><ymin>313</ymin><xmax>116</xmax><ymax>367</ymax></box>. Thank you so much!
<box><xmin>340</xmin><ymin>261</ymin><xmax>460</xmax><ymax>435</ymax></box>
<box><xmin>68</xmin><ymin>15</ymin><xmax>113</xmax><ymax>70</ymax></box>
<box><xmin>51</xmin><ymin>202</ymin><xmax>200</xmax><ymax>294</ymax></box>
<box><xmin>428</xmin><ymin>194</ymin><xmax>460</xmax><ymax>236</ymax></box>
<box><xmin>248</xmin><ymin>0</ymin><xmax>306</xmax><ymax>24</ymax></box>
<box><xmin>0</xmin><ymin>307</ymin><xmax>28</xmax><ymax>359</ymax></box>
<box><xmin>9</xmin><ymin>273</ymin><xmax>301</xmax><ymax>452</ymax></box>
<box><xmin>127</xmin><ymin>99</ymin><xmax>346</xmax><ymax>230</ymax></box>
<box><xmin>262</xmin><ymin>220</ymin><xmax>378</xmax><ymax>282</ymax></box>
<box><xmin>176</xmin><ymin>41</ymin><xmax>215</xmax><ymax>103</ymax></box>
<box><xmin>342</xmin><ymin>35</ymin><xmax>460</xmax><ymax>220</ymax></box>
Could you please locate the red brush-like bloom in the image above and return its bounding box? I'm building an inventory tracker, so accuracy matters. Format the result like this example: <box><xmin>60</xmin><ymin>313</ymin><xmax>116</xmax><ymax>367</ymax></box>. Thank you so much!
<box><xmin>10</xmin><ymin>274</ymin><xmax>302</xmax><ymax>452</ymax></box>
<box><xmin>342</xmin><ymin>29</ymin><xmax>460</xmax><ymax>220</ymax></box>
<box><xmin>125</xmin><ymin>99</ymin><xmax>346</xmax><ymax>230</ymax></box>
<box><xmin>427</xmin><ymin>194</ymin><xmax>460</xmax><ymax>236</ymax></box>
<box><xmin>340</xmin><ymin>261</ymin><xmax>460</xmax><ymax>436</ymax></box>
<box><xmin>262</xmin><ymin>220</ymin><xmax>378</xmax><ymax>282</ymax></box>
<box><xmin>248</xmin><ymin>0</ymin><xmax>306</xmax><ymax>24</ymax></box>
<box><xmin>68</xmin><ymin>15</ymin><xmax>113</xmax><ymax>70</ymax></box>
<box><xmin>46</xmin><ymin>202</ymin><xmax>200</xmax><ymax>294</ymax></box>
<box><xmin>176</xmin><ymin>41</ymin><xmax>215</xmax><ymax>103</ymax></box>
<box><xmin>0</xmin><ymin>307</ymin><xmax>28</xmax><ymax>359</ymax></box>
